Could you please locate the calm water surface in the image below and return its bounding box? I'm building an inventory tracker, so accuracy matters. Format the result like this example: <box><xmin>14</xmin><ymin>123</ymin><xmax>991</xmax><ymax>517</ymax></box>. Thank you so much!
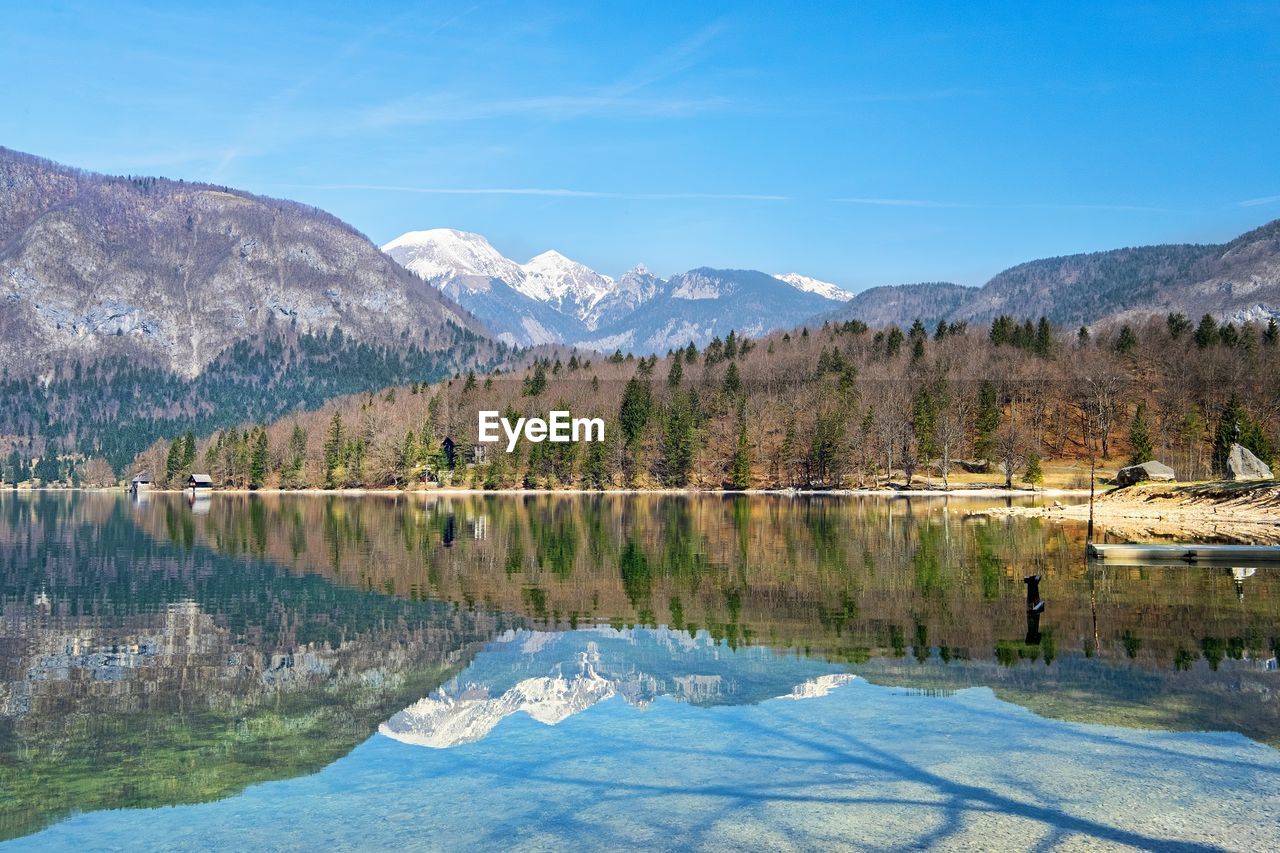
<box><xmin>1</xmin><ymin>492</ymin><xmax>1278</xmax><ymax>850</ymax></box>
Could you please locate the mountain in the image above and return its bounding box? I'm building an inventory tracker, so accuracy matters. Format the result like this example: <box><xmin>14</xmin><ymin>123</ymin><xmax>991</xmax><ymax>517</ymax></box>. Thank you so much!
<box><xmin>382</xmin><ymin>229</ymin><xmax>853</xmax><ymax>350</ymax></box>
<box><xmin>520</xmin><ymin>249</ymin><xmax>613</xmax><ymax>325</ymax></box>
<box><xmin>383</xmin><ymin>229</ymin><xmax>590</xmax><ymax>345</ymax></box>
<box><xmin>833</xmin><ymin>282</ymin><xmax>971</xmax><ymax>328</ymax></box>
<box><xmin>581</xmin><ymin>267</ymin><xmax>840</xmax><ymax>353</ymax></box>
<box><xmin>773</xmin><ymin>272</ymin><xmax>854</xmax><ymax>302</ymax></box>
<box><xmin>380</xmin><ymin>626</ymin><xmax>853</xmax><ymax>749</ymax></box>
<box><xmin>827</xmin><ymin>220</ymin><xmax>1280</xmax><ymax>329</ymax></box>
<box><xmin>0</xmin><ymin>149</ymin><xmax>485</xmax><ymax>378</ymax></box>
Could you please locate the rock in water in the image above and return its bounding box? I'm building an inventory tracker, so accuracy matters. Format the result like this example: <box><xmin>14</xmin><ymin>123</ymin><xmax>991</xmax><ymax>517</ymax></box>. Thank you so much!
<box><xmin>1227</xmin><ymin>444</ymin><xmax>1274</xmax><ymax>480</ymax></box>
<box><xmin>1115</xmin><ymin>460</ymin><xmax>1177</xmax><ymax>486</ymax></box>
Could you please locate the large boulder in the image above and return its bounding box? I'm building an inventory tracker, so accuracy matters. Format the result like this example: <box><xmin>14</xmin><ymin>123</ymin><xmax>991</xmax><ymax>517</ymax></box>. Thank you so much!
<box><xmin>1227</xmin><ymin>443</ymin><xmax>1274</xmax><ymax>481</ymax></box>
<box><xmin>1115</xmin><ymin>460</ymin><xmax>1177</xmax><ymax>486</ymax></box>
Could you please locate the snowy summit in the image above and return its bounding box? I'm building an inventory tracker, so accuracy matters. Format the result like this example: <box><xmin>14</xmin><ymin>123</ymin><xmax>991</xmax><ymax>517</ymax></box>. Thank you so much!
<box><xmin>774</xmin><ymin>272</ymin><xmax>855</xmax><ymax>302</ymax></box>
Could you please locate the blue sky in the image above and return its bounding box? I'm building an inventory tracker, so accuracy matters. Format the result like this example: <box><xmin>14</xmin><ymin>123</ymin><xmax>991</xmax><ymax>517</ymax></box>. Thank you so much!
<box><xmin>3</xmin><ymin>1</ymin><xmax>1278</xmax><ymax>289</ymax></box>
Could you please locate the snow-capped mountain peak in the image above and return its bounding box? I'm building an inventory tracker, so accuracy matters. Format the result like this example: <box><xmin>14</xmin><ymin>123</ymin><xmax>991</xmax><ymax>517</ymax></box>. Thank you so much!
<box><xmin>381</xmin><ymin>227</ymin><xmax>856</xmax><ymax>349</ymax></box>
<box><xmin>774</xmin><ymin>272</ymin><xmax>855</xmax><ymax>302</ymax></box>
<box><xmin>382</xmin><ymin>228</ymin><xmax>524</xmax><ymax>284</ymax></box>
<box><xmin>518</xmin><ymin>249</ymin><xmax>614</xmax><ymax>312</ymax></box>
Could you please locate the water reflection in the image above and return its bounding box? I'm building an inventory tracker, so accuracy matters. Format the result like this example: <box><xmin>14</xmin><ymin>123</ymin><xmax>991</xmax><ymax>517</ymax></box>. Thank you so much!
<box><xmin>2</xmin><ymin>491</ymin><xmax>1279</xmax><ymax>845</ymax></box>
<box><xmin>381</xmin><ymin>626</ymin><xmax>852</xmax><ymax>749</ymax></box>
<box><xmin>12</xmin><ymin>626</ymin><xmax>1280</xmax><ymax>852</ymax></box>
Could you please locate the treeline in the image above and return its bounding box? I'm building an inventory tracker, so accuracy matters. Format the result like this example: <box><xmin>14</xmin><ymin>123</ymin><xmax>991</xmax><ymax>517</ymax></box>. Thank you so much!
<box><xmin>0</xmin><ymin>323</ymin><xmax>504</xmax><ymax>485</ymax></box>
<box><xmin>128</xmin><ymin>311</ymin><xmax>1280</xmax><ymax>491</ymax></box>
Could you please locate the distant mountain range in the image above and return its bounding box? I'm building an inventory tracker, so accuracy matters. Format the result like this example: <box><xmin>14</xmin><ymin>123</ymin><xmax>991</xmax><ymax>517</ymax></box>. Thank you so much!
<box><xmin>830</xmin><ymin>220</ymin><xmax>1280</xmax><ymax>329</ymax></box>
<box><xmin>0</xmin><ymin>148</ymin><xmax>485</xmax><ymax>377</ymax></box>
<box><xmin>6</xmin><ymin>144</ymin><xmax>1280</xmax><ymax>383</ymax></box>
<box><xmin>385</xmin><ymin>220</ymin><xmax>1280</xmax><ymax>352</ymax></box>
<box><xmin>383</xmin><ymin>228</ymin><xmax>854</xmax><ymax>350</ymax></box>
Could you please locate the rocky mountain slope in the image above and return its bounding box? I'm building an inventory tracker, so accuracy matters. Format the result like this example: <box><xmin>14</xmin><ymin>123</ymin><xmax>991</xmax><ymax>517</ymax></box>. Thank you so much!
<box><xmin>828</xmin><ymin>220</ymin><xmax>1280</xmax><ymax>329</ymax></box>
<box><xmin>382</xmin><ymin>228</ymin><xmax>850</xmax><ymax>350</ymax></box>
<box><xmin>0</xmin><ymin>148</ymin><xmax>486</xmax><ymax>377</ymax></box>
<box><xmin>579</xmin><ymin>267</ymin><xmax>838</xmax><ymax>353</ymax></box>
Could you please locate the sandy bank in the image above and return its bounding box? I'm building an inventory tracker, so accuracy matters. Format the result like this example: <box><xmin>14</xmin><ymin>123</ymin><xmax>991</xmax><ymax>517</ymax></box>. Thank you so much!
<box><xmin>978</xmin><ymin>480</ymin><xmax>1280</xmax><ymax>543</ymax></box>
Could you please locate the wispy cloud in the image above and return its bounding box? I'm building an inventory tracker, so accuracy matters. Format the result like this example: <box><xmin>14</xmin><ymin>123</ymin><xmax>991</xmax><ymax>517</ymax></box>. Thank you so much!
<box><xmin>842</xmin><ymin>87</ymin><xmax>988</xmax><ymax>103</ymax></box>
<box><xmin>355</xmin><ymin>93</ymin><xmax>726</xmax><ymax>128</ymax></box>
<box><xmin>833</xmin><ymin>196</ymin><xmax>973</xmax><ymax>208</ymax></box>
<box><xmin>1237</xmin><ymin>195</ymin><xmax>1280</xmax><ymax>208</ymax></box>
<box><xmin>274</xmin><ymin>183</ymin><xmax>788</xmax><ymax>201</ymax></box>
<box><xmin>833</xmin><ymin>197</ymin><xmax>1180</xmax><ymax>214</ymax></box>
<box><xmin>356</xmin><ymin>19</ymin><xmax>732</xmax><ymax>130</ymax></box>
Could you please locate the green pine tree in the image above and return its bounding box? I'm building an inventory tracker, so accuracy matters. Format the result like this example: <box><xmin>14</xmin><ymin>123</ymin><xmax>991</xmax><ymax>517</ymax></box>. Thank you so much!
<box><xmin>1128</xmin><ymin>403</ymin><xmax>1154</xmax><ymax>465</ymax></box>
<box><xmin>975</xmin><ymin>381</ymin><xmax>1000</xmax><ymax>460</ymax></box>
<box><xmin>1023</xmin><ymin>453</ymin><xmax>1043</xmax><ymax>486</ymax></box>
<box><xmin>729</xmin><ymin>402</ymin><xmax>751</xmax><ymax>490</ymax></box>
<box><xmin>249</xmin><ymin>428</ymin><xmax>269</xmax><ymax>489</ymax></box>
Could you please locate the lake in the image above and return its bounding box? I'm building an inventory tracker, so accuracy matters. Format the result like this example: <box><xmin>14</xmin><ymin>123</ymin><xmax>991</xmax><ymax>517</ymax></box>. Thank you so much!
<box><xmin>1</xmin><ymin>491</ymin><xmax>1278</xmax><ymax>850</ymax></box>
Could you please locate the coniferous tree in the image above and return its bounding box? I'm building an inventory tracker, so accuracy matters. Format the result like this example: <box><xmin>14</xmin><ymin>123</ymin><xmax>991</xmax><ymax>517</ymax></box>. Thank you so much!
<box><xmin>249</xmin><ymin>428</ymin><xmax>269</xmax><ymax>489</ymax></box>
<box><xmin>667</xmin><ymin>351</ymin><xmax>684</xmax><ymax>387</ymax></box>
<box><xmin>619</xmin><ymin>377</ymin><xmax>652</xmax><ymax>447</ymax></box>
<box><xmin>1034</xmin><ymin>317</ymin><xmax>1053</xmax><ymax>357</ymax></box>
<box><xmin>1128</xmin><ymin>403</ymin><xmax>1154</xmax><ymax>465</ymax></box>
<box><xmin>324</xmin><ymin>411</ymin><xmax>345</xmax><ymax>488</ymax></box>
<box><xmin>723</xmin><ymin>361</ymin><xmax>743</xmax><ymax>396</ymax></box>
<box><xmin>1194</xmin><ymin>314</ymin><xmax>1218</xmax><ymax>349</ymax></box>
<box><xmin>975</xmin><ymin>382</ymin><xmax>1000</xmax><ymax>460</ymax></box>
<box><xmin>1023</xmin><ymin>453</ymin><xmax>1043</xmax><ymax>487</ymax></box>
<box><xmin>885</xmin><ymin>326</ymin><xmax>904</xmax><ymax>357</ymax></box>
<box><xmin>660</xmin><ymin>391</ymin><xmax>697</xmax><ymax>487</ymax></box>
<box><xmin>729</xmin><ymin>401</ymin><xmax>751</xmax><ymax>490</ymax></box>
<box><xmin>912</xmin><ymin>386</ymin><xmax>938</xmax><ymax>461</ymax></box>
<box><xmin>523</xmin><ymin>363</ymin><xmax>548</xmax><ymax>397</ymax></box>
<box><xmin>1113</xmin><ymin>325</ymin><xmax>1138</xmax><ymax>355</ymax></box>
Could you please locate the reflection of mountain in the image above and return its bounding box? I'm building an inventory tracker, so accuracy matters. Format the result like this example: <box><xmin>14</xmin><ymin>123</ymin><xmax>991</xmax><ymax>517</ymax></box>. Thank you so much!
<box><xmin>4</xmin><ymin>491</ymin><xmax>1280</xmax><ymax>842</ymax></box>
<box><xmin>0</xmin><ymin>493</ymin><xmax>507</xmax><ymax>841</ymax></box>
<box><xmin>149</xmin><ymin>491</ymin><xmax>1280</xmax><ymax>748</ymax></box>
<box><xmin>381</xmin><ymin>627</ymin><xmax>856</xmax><ymax>748</ymax></box>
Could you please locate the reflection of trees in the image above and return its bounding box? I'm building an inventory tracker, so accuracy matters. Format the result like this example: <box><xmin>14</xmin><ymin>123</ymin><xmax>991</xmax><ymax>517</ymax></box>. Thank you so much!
<box><xmin>0</xmin><ymin>493</ymin><xmax>502</xmax><ymax>841</ymax></box>
<box><xmin>6</xmin><ymin>488</ymin><xmax>1279</xmax><ymax>821</ymax></box>
<box><xmin>120</xmin><ymin>491</ymin><xmax>1280</xmax><ymax>679</ymax></box>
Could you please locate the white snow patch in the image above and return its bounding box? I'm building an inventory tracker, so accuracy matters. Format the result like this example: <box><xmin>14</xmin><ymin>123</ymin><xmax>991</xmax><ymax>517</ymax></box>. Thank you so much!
<box><xmin>774</xmin><ymin>273</ymin><xmax>854</xmax><ymax>302</ymax></box>
<box><xmin>779</xmin><ymin>673</ymin><xmax>857</xmax><ymax>700</ymax></box>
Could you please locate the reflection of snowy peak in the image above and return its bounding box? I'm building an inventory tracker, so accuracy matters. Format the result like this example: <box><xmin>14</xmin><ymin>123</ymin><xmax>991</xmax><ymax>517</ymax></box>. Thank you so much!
<box><xmin>382</xmin><ymin>228</ymin><xmax>851</xmax><ymax>349</ymax></box>
<box><xmin>381</xmin><ymin>653</ymin><xmax>615</xmax><ymax>748</ymax></box>
<box><xmin>780</xmin><ymin>673</ymin><xmax>858</xmax><ymax>699</ymax></box>
<box><xmin>380</xmin><ymin>626</ymin><xmax>855</xmax><ymax>749</ymax></box>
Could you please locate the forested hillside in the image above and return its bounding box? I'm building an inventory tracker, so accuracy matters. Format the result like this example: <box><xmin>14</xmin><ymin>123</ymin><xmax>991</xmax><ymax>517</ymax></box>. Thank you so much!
<box><xmin>0</xmin><ymin>322</ymin><xmax>498</xmax><ymax>480</ymax></box>
<box><xmin>127</xmin><ymin>312</ymin><xmax>1280</xmax><ymax>491</ymax></box>
<box><xmin>828</xmin><ymin>219</ymin><xmax>1280</xmax><ymax>330</ymax></box>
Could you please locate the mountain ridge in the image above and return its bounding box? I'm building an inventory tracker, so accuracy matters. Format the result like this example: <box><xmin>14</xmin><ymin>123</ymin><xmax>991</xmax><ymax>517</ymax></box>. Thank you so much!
<box><xmin>830</xmin><ymin>222</ymin><xmax>1280</xmax><ymax>329</ymax></box>
<box><xmin>0</xmin><ymin>148</ymin><xmax>488</xmax><ymax>377</ymax></box>
<box><xmin>382</xmin><ymin>229</ymin><xmax>854</xmax><ymax>351</ymax></box>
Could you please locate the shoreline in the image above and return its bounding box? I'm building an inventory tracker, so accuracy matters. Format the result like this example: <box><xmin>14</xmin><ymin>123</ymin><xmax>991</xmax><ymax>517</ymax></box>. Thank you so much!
<box><xmin>979</xmin><ymin>480</ymin><xmax>1280</xmax><ymax>543</ymax></box>
<box><xmin>7</xmin><ymin>485</ymin><xmax>1092</xmax><ymax>498</ymax></box>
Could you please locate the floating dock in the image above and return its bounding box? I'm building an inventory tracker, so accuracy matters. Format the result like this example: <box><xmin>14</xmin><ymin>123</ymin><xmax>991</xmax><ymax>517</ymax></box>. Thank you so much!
<box><xmin>1087</xmin><ymin>543</ymin><xmax>1280</xmax><ymax>564</ymax></box>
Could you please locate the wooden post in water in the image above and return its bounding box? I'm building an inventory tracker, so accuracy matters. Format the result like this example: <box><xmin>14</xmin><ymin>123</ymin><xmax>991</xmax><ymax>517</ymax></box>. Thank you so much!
<box><xmin>1087</xmin><ymin>454</ymin><xmax>1096</xmax><ymax>544</ymax></box>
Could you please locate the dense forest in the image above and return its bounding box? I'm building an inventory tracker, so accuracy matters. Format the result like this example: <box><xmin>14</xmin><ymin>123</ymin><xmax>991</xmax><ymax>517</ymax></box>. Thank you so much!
<box><xmin>0</xmin><ymin>321</ymin><xmax>503</xmax><ymax>482</ymax></box>
<box><xmin>113</xmin><ymin>311</ymin><xmax>1280</xmax><ymax>491</ymax></box>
